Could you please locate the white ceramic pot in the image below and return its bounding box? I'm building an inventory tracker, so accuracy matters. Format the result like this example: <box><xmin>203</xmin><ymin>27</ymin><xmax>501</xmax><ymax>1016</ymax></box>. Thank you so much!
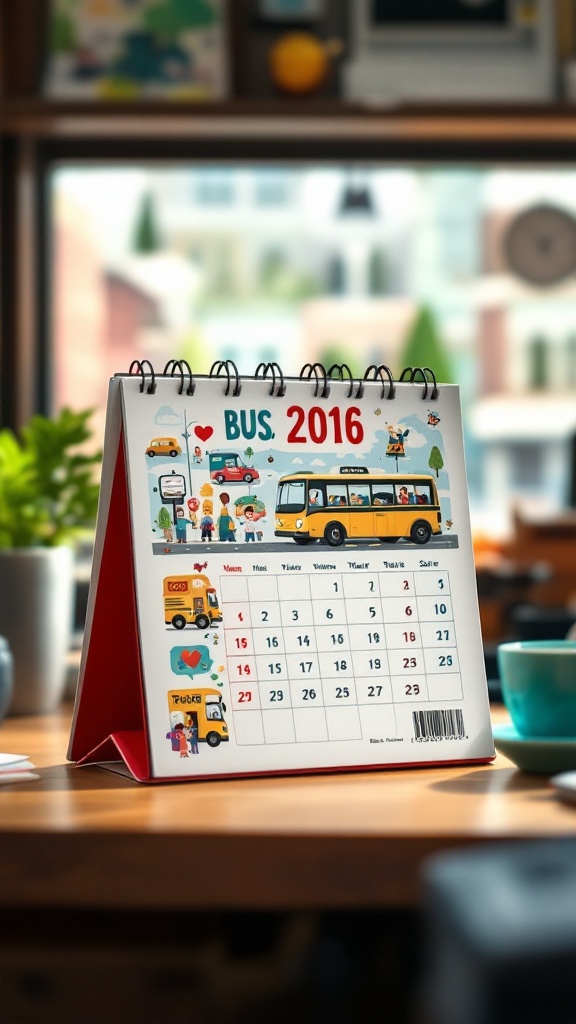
<box><xmin>0</xmin><ymin>547</ymin><xmax>74</xmax><ymax>715</ymax></box>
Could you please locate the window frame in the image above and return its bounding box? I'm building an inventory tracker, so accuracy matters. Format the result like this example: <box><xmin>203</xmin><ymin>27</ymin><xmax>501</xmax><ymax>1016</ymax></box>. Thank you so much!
<box><xmin>2</xmin><ymin>128</ymin><xmax>576</xmax><ymax>431</ymax></box>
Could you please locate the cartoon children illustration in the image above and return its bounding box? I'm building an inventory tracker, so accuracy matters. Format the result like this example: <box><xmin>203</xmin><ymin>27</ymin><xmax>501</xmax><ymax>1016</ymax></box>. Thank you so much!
<box><xmin>217</xmin><ymin>492</ymin><xmax>235</xmax><ymax>542</ymax></box>
<box><xmin>243</xmin><ymin>505</ymin><xmax>256</xmax><ymax>542</ymax></box>
<box><xmin>166</xmin><ymin>722</ymin><xmax>189</xmax><ymax>756</ymax></box>
<box><xmin>187</xmin><ymin>496</ymin><xmax>200</xmax><ymax>529</ymax></box>
<box><xmin>186</xmin><ymin>719</ymin><xmax>199</xmax><ymax>755</ymax></box>
<box><xmin>193</xmin><ymin>446</ymin><xmax>203</xmax><ymax>464</ymax></box>
<box><xmin>166</xmin><ymin>726</ymin><xmax>180</xmax><ymax>751</ymax></box>
<box><xmin>386</xmin><ymin>424</ymin><xmax>409</xmax><ymax>456</ymax></box>
<box><xmin>174</xmin><ymin>722</ymin><xmax>189</xmax><ymax>757</ymax></box>
<box><xmin>200</xmin><ymin>512</ymin><xmax>214</xmax><ymax>541</ymax></box>
<box><xmin>175</xmin><ymin>506</ymin><xmax>192</xmax><ymax>543</ymax></box>
<box><xmin>398</xmin><ymin>486</ymin><xmax>410</xmax><ymax>505</ymax></box>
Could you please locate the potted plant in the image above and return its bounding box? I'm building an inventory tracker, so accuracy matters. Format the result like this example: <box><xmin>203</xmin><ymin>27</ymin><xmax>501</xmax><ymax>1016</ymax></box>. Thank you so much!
<box><xmin>0</xmin><ymin>408</ymin><xmax>100</xmax><ymax>714</ymax></box>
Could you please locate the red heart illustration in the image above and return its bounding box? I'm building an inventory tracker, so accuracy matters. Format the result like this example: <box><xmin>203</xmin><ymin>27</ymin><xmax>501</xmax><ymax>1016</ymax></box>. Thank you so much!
<box><xmin>195</xmin><ymin>425</ymin><xmax>213</xmax><ymax>442</ymax></box>
<box><xmin>181</xmin><ymin>649</ymin><xmax>202</xmax><ymax>669</ymax></box>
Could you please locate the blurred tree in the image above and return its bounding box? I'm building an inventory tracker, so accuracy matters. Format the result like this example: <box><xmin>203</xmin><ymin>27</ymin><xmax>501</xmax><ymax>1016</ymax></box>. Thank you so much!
<box><xmin>258</xmin><ymin>250</ymin><xmax>320</xmax><ymax>301</ymax></box>
<box><xmin>177</xmin><ymin>328</ymin><xmax>211</xmax><ymax>374</ymax></box>
<box><xmin>529</xmin><ymin>334</ymin><xmax>549</xmax><ymax>390</ymax></box>
<box><xmin>318</xmin><ymin>345</ymin><xmax>362</xmax><ymax>378</ymax></box>
<box><xmin>400</xmin><ymin>306</ymin><xmax>454</xmax><ymax>384</ymax></box>
<box><xmin>567</xmin><ymin>333</ymin><xmax>576</xmax><ymax>388</ymax></box>
<box><xmin>368</xmin><ymin>249</ymin><xmax>388</xmax><ymax>295</ymax></box>
<box><xmin>132</xmin><ymin>192</ymin><xmax>162</xmax><ymax>254</ymax></box>
<box><xmin>326</xmin><ymin>254</ymin><xmax>346</xmax><ymax>295</ymax></box>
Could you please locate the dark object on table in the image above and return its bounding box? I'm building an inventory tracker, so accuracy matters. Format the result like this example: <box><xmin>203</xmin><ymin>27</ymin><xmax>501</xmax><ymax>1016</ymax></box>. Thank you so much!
<box><xmin>420</xmin><ymin>840</ymin><xmax>576</xmax><ymax>1024</ymax></box>
<box><xmin>510</xmin><ymin>603</ymin><xmax>575</xmax><ymax>641</ymax></box>
<box><xmin>484</xmin><ymin>603</ymin><xmax>576</xmax><ymax>703</ymax></box>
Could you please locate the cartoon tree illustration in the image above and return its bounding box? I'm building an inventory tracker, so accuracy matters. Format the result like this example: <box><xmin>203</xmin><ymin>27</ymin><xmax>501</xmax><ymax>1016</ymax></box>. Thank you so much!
<box><xmin>155</xmin><ymin>505</ymin><xmax>173</xmax><ymax>540</ymax></box>
<box><xmin>244</xmin><ymin>446</ymin><xmax>254</xmax><ymax>460</ymax></box>
<box><xmin>400</xmin><ymin>305</ymin><xmax>454</xmax><ymax>383</ymax></box>
<box><xmin>132</xmin><ymin>192</ymin><xmax>162</xmax><ymax>254</ymax></box>
<box><xmin>429</xmin><ymin>446</ymin><xmax>444</xmax><ymax>478</ymax></box>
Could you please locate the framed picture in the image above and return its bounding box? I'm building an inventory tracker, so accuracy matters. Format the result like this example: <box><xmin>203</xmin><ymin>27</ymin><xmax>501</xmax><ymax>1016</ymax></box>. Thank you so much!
<box><xmin>44</xmin><ymin>0</ymin><xmax>229</xmax><ymax>101</ymax></box>
<box><xmin>258</xmin><ymin>0</ymin><xmax>325</xmax><ymax>21</ymax></box>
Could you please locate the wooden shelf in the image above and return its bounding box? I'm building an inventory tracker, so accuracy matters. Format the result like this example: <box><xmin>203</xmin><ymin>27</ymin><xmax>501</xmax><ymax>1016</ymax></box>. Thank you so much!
<box><xmin>4</xmin><ymin>98</ymin><xmax>576</xmax><ymax>146</ymax></box>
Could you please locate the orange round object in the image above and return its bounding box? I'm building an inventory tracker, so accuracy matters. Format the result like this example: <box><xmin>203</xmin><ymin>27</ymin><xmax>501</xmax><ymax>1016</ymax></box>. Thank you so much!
<box><xmin>269</xmin><ymin>32</ymin><xmax>329</xmax><ymax>95</ymax></box>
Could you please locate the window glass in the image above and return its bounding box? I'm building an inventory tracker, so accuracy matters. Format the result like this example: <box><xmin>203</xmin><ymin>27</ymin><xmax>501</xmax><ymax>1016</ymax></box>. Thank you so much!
<box><xmin>253</xmin><ymin>171</ymin><xmax>291</xmax><ymax>207</ymax></box>
<box><xmin>326</xmin><ymin>486</ymin><xmax>348</xmax><ymax>506</ymax></box>
<box><xmin>51</xmin><ymin>164</ymin><xmax>576</xmax><ymax>534</ymax></box>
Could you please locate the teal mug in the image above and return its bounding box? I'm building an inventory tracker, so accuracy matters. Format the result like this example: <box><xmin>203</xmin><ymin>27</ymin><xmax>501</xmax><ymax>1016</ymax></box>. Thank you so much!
<box><xmin>497</xmin><ymin>640</ymin><xmax>576</xmax><ymax>738</ymax></box>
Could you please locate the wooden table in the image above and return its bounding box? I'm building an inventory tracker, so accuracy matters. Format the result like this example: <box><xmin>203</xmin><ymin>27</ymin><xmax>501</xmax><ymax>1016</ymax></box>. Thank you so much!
<box><xmin>2</xmin><ymin>704</ymin><xmax>576</xmax><ymax>912</ymax></box>
<box><xmin>2</xmin><ymin>705</ymin><xmax>576</xmax><ymax>1024</ymax></box>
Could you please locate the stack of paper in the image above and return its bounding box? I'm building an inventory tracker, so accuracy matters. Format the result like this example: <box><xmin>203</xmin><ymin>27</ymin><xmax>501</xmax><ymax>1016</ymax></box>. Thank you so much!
<box><xmin>0</xmin><ymin>752</ymin><xmax>39</xmax><ymax>784</ymax></box>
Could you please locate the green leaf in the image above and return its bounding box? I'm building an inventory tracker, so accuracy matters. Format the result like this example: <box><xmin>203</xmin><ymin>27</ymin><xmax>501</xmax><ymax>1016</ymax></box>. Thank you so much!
<box><xmin>0</xmin><ymin>408</ymin><xmax>101</xmax><ymax>548</ymax></box>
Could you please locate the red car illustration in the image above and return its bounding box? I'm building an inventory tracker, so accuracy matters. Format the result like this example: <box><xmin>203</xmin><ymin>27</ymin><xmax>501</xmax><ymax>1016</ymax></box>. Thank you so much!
<box><xmin>208</xmin><ymin>451</ymin><xmax>260</xmax><ymax>485</ymax></box>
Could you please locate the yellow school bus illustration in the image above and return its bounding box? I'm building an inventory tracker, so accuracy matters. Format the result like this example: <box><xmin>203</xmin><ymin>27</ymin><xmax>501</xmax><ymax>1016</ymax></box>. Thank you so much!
<box><xmin>275</xmin><ymin>469</ymin><xmax>442</xmax><ymax>546</ymax></box>
<box><xmin>168</xmin><ymin>688</ymin><xmax>229</xmax><ymax>748</ymax></box>
<box><xmin>164</xmin><ymin>573</ymin><xmax>222</xmax><ymax>630</ymax></box>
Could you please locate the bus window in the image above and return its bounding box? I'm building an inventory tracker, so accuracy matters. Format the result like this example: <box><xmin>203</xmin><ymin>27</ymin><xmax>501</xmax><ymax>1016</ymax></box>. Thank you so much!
<box><xmin>395</xmin><ymin>484</ymin><xmax>413</xmax><ymax>505</ymax></box>
<box><xmin>413</xmin><ymin>483</ymin><xmax>432</xmax><ymax>505</ymax></box>
<box><xmin>277</xmin><ymin>480</ymin><xmax>306</xmax><ymax>513</ymax></box>
<box><xmin>206</xmin><ymin>700</ymin><xmax>223</xmax><ymax>721</ymax></box>
<box><xmin>327</xmin><ymin>485</ymin><xmax>348</xmax><ymax>506</ymax></box>
<box><xmin>372</xmin><ymin>489</ymin><xmax>393</xmax><ymax>505</ymax></box>
<box><xmin>350</xmin><ymin>486</ymin><xmax>370</xmax><ymax>505</ymax></box>
<box><xmin>308</xmin><ymin>488</ymin><xmax>324</xmax><ymax>507</ymax></box>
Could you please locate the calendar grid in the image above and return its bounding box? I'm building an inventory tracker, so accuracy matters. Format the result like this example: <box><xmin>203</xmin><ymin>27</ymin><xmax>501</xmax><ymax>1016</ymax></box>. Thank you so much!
<box><xmin>220</xmin><ymin>568</ymin><xmax>461</xmax><ymax>747</ymax></box>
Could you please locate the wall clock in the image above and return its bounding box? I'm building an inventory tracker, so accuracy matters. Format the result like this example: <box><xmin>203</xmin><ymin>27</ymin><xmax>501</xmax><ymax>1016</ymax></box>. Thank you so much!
<box><xmin>504</xmin><ymin>204</ymin><xmax>576</xmax><ymax>287</ymax></box>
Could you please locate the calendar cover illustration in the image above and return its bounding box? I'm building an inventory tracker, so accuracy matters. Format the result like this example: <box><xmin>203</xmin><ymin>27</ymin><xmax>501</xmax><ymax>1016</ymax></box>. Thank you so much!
<box><xmin>69</xmin><ymin>361</ymin><xmax>495</xmax><ymax>781</ymax></box>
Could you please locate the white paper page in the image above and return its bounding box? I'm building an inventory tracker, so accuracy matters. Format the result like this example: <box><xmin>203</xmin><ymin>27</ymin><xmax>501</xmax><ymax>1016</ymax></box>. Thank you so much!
<box><xmin>120</xmin><ymin>371</ymin><xmax>494</xmax><ymax>779</ymax></box>
<box><xmin>0</xmin><ymin>753</ymin><xmax>31</xmax><ymax>768</ymax></box>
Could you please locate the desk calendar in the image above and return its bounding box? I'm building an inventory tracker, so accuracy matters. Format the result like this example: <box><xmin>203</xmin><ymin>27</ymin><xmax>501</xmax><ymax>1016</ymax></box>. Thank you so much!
<box><xmin>69</xmin><ymin>360</ymin><xmax>495</xmax><ymax>782</ymax></box>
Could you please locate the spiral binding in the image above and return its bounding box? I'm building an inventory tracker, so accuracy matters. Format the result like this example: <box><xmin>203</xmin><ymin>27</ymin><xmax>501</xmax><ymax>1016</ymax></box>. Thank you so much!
<box><xmin>254</xmin><ymin>361</ymin><xmax>286</xmax><ymax>398</ymax></box>
<box><xmin>127</xmin><ymin>360</ymin><xmax>440</xmax><ymax>400</ymax></box>
<box><xmin>398</xmin><ymin>366</ymin><xmax>439</xmax><ymax>400</ymax></box>
<box><xmin>128</xmin><ymin>358</ymin><xmax>156</xmax><ymax>394</ymax></box>
<box><xmin>163</xmin><ymin>359</ymin><xmax>195</xmax><ymax>396</ymax></box>
<box><xmin>362</xmin><ymin>364</ymin><xmax>395</xmax><ymax>401</ymax></box>
<box><xmin>326</xmin><ymin>363</ymin><xmax>363</xmax><ymax>400</ymax></box>
<box><xmin>299</xmin><ymin>362</ymin><xmax>330</xmax><ymax>399</ymax></box>
<box><xmin>209</xmin><ymin>359</ymin><xmax>242</xmax><ymax>397</ymax></box>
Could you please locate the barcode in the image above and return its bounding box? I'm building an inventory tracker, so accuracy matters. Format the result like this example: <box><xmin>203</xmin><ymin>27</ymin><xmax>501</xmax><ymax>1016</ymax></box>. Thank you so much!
<box><xmin>412</xmin><ymin>708</ymin><xmax>465</xmax><ymax>741</ymax></box>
